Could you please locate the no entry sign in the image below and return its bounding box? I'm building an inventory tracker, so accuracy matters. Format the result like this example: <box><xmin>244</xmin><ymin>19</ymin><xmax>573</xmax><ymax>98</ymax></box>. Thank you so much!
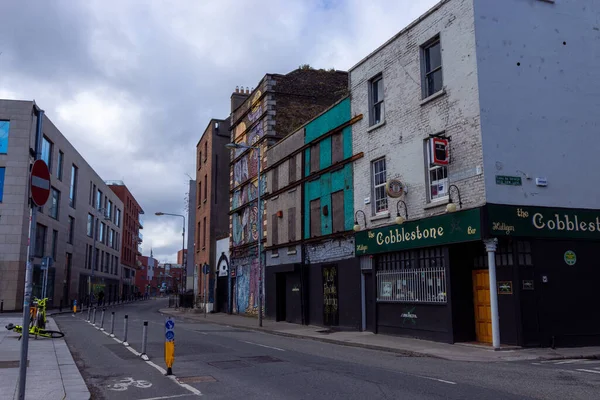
<box><xmin>30</xmin><ymin>160</ymin><xmax>50</xmax><ymax>207</ymax></box>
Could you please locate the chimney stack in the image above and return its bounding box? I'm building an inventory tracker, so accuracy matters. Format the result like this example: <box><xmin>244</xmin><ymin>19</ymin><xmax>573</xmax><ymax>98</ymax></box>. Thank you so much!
<box><xmin>231</xmin><ymin>85</ymin><xmax>250</xmax><ymax>112</ymax></box>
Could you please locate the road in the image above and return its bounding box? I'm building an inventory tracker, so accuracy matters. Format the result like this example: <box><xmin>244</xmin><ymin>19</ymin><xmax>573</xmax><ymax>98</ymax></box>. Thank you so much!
<box><xmin>54</xmin><ymin>299</ymin><xmax>600</xmax><ymax>400</ymax></box>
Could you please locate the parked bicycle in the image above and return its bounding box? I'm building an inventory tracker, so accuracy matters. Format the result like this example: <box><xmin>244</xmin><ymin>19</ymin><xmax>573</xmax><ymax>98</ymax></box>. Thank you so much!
<box><xmin>5</xmin><ymin>297</ymin><xmax>64</xmax><ymax>339</ymax></box>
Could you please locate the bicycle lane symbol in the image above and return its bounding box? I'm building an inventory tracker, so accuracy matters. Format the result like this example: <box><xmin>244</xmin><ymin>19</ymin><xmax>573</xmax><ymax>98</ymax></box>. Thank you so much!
<box><xmin>107</xmin><ymin>377</ymin><xmax>153</xmax><ymax>392</ymax></box>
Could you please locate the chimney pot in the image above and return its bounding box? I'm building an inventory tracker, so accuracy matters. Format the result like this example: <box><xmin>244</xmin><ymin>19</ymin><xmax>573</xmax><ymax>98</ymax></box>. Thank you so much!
<box><xmin>235</xmin><ymin>86</ymin><xmax>239</xmax><ymax>93</ymax></box>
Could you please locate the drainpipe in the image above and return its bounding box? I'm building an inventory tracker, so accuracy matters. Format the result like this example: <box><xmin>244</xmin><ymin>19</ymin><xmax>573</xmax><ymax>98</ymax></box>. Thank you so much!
<box><xmin>485</xmin><ymin>238</ymin><xmax>501</xmax><ymax>349</ymax></box>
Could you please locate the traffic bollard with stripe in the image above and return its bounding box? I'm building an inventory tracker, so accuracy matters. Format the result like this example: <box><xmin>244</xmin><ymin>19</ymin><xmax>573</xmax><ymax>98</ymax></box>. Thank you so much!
<box><xmin>100</xmin><ymin>308</ymin><xmax>106</xmax><ymax>331</ymax></box>
<box><xmin>92</xmin><ymin>308</ymin><xmax>97</xmax><ymax>326</ymax></box>
<box><xmin>109</xmin><ymin>311</ymin><xmax>115</xmax><ymax>337</ymax></box>
<box><xmin>123</xmin><ymin>315</ymin><xmax>129</xmax><ymax>346</ymax></box>
<box><xmin>141</xmin><ymin>321</ymin><xmax>149</xmax><ymax>361</ymax></box>
<box><xmin>87</xmin><ymin>307</ymin><xmax>91</xmax><ymax>322</ymax></box>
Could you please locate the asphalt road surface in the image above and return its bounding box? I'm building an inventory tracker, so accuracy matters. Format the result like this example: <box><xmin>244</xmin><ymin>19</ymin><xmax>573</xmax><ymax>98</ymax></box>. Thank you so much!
<box><xmin>55</xmin><ymin>299</ymin><xmax>600</xmax><ymax>400</ymax></box>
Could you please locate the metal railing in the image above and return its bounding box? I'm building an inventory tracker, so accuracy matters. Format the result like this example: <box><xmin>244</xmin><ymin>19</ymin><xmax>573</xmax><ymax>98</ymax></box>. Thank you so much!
<box><xmin>376</xmin><ymin>267</ymin><xmax>447</xmax><ymax>303</ymax></box>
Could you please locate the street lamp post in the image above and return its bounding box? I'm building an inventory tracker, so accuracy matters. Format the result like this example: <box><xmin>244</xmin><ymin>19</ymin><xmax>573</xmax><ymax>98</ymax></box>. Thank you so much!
<box><xmin>225</xmin><ymin>142</ymin><xmax>263</xmax><ymax>327</ymax></box>
<box><xmin>154</xmin><ymin>212</ymin><xmax>186</xmax><ymax>294</ymax></box>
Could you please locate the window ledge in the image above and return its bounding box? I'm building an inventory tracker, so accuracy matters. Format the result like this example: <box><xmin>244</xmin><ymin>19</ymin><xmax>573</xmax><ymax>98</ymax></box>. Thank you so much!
<box><xmin>271</xmin><ymin>195</ymin><xmax>279</xmax><ymax>201</ymax></box>
<box><xmin>424</xmin><ymin>197</ymin><xmax>450</xmax><ymax>209</ymax></box>
<box><xmin>203</xmin><ymin>199</ymin><xmax>207</xmax><ymax>204</ymax></box>
<box><xmin>420</xmin><ymin>89</ymin><xmax>447</xmax><ymax>106</ymax></box>
<box><xmin>370</xmin><ymin>212</ymin><xmax>390</xmax><ymax>222</ymax></box>
<box><xmin>367</xmin><ymin>120</ymin><xmax>386</xmax><ymax>133</ymax></box>
<box><xmin>287</xmin><ymin>250</ymin><xmax>297</xmax><ymax>255</ymax></box>
<box><xmin>288</xmin><ymin>188</ymin><xmax>297</xmax><ymax>194</ymax></box>
<box><xmin>271</xmin><ymin>253</ymin><xmax>279</xmax><ymax>258</ymax></box>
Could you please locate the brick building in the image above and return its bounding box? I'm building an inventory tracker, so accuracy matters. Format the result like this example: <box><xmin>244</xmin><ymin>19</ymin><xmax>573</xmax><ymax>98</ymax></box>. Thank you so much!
<box><xmin>228</xmin><ymin>67</ymin><xmax>348</xmax><ymax>317</ymax></box>
<box><xmin>0</xmin><ymin>100</ymin><xmax>124</xmax><ymax>310</ymax></box>
<box><xmin>176</xmin><ymin>249</ymin><xmax>187</xmax><ymax>266</ymax></box>
<box><xmin>264</xmin><ymin>97</ymin><xmax>363</xmax><ymax>329</ymax></box>
<box><xmin>135</xmin><ymin>254</ymin><xmax>159</xmax><ymax>295</ymax></box>
<box><xmin>107</xmin><ymin>181</ymin><xmax>144</xmax><ymax>297</ymax></box>
<box><xmin>350</xmin><ymin>0</ymin><xmax>600</xmax><ymax>348</ymax></box>
<box><xmin>195</xmin><ymin>118</ymin><xmax>231</xmax><ymax>311</ymax></box>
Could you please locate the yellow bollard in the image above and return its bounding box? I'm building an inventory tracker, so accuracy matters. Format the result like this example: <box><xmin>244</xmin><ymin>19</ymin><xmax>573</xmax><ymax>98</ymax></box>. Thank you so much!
<box><xmin>164</xmin><ymin>317</ymin><xmax>175</xmax><ymax>375</ymax></box>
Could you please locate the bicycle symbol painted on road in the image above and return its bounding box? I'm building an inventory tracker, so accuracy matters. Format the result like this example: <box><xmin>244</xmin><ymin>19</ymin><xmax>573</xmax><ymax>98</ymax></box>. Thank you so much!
<box><xmin>107</xmin><ymin>377</ymin><xmax>153</xmax><ymax>391</ymax></box>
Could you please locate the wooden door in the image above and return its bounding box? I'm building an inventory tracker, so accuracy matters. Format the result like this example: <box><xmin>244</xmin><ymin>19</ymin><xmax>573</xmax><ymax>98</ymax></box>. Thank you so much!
<box><xmin>472</xmin><ymin>270</ymin><xmax>492</xmax><ymax>344</ymax></box>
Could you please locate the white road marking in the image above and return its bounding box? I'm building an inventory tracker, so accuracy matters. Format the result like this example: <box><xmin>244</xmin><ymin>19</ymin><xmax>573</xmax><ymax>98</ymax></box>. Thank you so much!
<box><xmin>241</xmin><ymin>340</ymin><xmax>285</xmax><ymax>351</ymax></box>
<box><xmin>415</xmin><ymin>375</ymin><xmax>457</xmax><ymax>385</ymax></box>
<box><xmin>137</xmin><ymin>395</ymin><xmax>191</xmax><ymax>400</ymax></box>
<box><xmin>555</xmin><ymin>359</ymin><xmax>582</xmax><ymax>364</ymax></box>
<box><xmin>127</xmin><ymin>346</ymin><xmax>141</xmax><ymax>356</ymax></box>
<box><xmin>576</xmin><ymin>369</ymin><xmax>600</xmax><ymax>374</ymax></box>
<box><xmin>145</xmin><ymin>361</ymin><xmax>202</xmax><ymax>397</ymax></box>
<box><xmin>199</xmin><ymin>332</ymin><xmax>208</xmax><ymax>335</ymax></box>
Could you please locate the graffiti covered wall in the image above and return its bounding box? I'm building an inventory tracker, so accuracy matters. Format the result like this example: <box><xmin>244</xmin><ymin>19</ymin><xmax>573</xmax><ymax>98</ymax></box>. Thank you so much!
<box><xmin>231</xmin><ymin>250</ymin><xmax>264</xmax><ymax>316</ymax></box>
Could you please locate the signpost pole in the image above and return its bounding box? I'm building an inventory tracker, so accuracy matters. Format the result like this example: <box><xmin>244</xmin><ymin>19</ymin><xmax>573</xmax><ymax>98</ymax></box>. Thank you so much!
<box><xmin>164</xmin><ymin>317</ymin><xmax>175</xmax><ymax>375</ymax></box>
<box><xmin>17</xmin><ymin>107</ymin><xmax>45</xmax><ymax>400</ymax></box>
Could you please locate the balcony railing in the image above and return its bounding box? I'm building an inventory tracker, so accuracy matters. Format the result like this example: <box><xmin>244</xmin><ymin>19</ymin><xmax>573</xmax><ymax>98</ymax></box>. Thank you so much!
<box><xmin>138</xmin><ymin>231</ymin><xmax>143</xmax><ymax>242</ymax></box>
<box><xmin>139</xmin><ymin>214</ymin><xmax>144</xmax><ymax>229</ymax></box>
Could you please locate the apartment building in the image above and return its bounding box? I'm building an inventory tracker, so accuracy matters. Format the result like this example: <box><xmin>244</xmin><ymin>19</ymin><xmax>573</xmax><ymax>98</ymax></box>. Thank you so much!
<box><xmin>350</xmin><ymin>0</ymin><xmax>600</xmax><ymax>347</ymax></box>
<box><xmin>228</xmin><ymin>68</ymin><xmax>348</xmax><ymax>316</ymax></box>
<box><xmin>195</xmin><ymin>118</ymin><xmax>231</xmax><ymax>312</ymax></box>
<box><xmin>107</xmin><ymin>181</ymin><xmax>144</xmax><ymax>297</ymax></box>
<box><xmin>0</xmin><ymin>100</ymin><xmax>123</xmax><ymax>310</ymax></box>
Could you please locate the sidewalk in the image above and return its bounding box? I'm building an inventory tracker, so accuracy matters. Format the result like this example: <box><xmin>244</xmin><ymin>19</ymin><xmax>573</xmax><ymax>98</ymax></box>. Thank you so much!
<box><xmin>160</xmin><ymin>308</ymin><xmax>600</xmax><ymax>363</ymax></box>
<box><xmin>0</xmin><ymin>313</ymin><xmax>90</xmax><ymax>400</ymax></box>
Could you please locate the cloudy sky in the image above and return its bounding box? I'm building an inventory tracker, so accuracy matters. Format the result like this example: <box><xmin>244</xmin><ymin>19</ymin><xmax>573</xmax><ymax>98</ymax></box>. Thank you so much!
<box><xmin>0</xmin><ymin>0</ymin><xmax>438</xmax><ymax>263</ymax></box>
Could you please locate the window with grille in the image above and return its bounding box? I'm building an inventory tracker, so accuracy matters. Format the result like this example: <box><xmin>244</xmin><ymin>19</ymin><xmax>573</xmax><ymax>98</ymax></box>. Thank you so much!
<box><xmin>369</xmin><ymin>75</ymin><xmax>384</xmax><ymax>126</ymax></box>
<box><xmin>371</xmin><ymin>158</ymin><xmax>387</xmax><ymax>214</ymax></box>
<box><xmin>422</xmin><ymin>37</ymin><xmax>443</xmax><ymax>98</ymax></box>
<box><xmin>376</xmin><ymin>247</ymin><xmax>447</xmax><ymax>303</ymax></box>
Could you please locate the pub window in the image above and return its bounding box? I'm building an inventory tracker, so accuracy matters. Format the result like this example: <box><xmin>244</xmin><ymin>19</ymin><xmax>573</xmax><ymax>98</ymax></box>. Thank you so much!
<box><xmin>271</xmin><ymin>213</ymin><xmax>279</xmax><ymax>246</ymax></box>
<box><xmin>289</xmin><ymin>155</ymin><xmax>297</xmax><ymax>183</ymax></box>
<box><xmin>272</xmin><ymin>166</ymin><xmax>279</xmax><ymax>192</ymax></box>
<box><xmin>331</xmin><ymin>132</ymin><xmax>344</xmax><ymax>164</ymax></box>
<box><xmin>331</xmin><ymin>190</ymin><xmax>345</xmax><ymax>233</ymax></box>
<box><xmin>422</xmin><ymin>36</ymin><xmax>443</xmax><ymax>98</ymax></box>
<box><xmin>310</xmin><ymin>143</ymin><xmax>320</xmax><ymax>174</ymax></box>
<box><xmin>371</xmin><ymin>158</ymin><xmax>388</xmax><ymax>214</ymax></box>
<box><xmin>310</xmin><ymin>198</ymin><xmax>321</xmax><ymax>237</ymax></box>
<box><xmin>375</xmin><ymin>247</ymin><xmax>447</xmax><ymax>303</ymax></box>
<box><xmin>288</xmin><ymin>207</ymin><xmax>296</xmax><ymax>242</ymax></box>
<box><xmin>517</xmin><ymin>240</ymin><xmax>533</xmax><ymax>266</ymax></box>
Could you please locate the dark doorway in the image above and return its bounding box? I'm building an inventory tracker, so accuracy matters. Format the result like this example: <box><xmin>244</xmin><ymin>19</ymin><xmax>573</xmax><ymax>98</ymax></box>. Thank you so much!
<box><xmin>323</xmin><ymin>264</ymin><xmax>339</xmax><ymax>326</ymax></box>
<box><xmin>216</xmin><ymin>276</ymin><xmax>228</xmax><ymax>313</ymax></box>
<box><xmin>276</xmin><ymin>273</ymin><xmax>286</xmax><ymax>322</ymax></box>
<box><xmin>364</xmin><ymin>272</ymin><xmax>374</xmax><ymax>332</ymax></box>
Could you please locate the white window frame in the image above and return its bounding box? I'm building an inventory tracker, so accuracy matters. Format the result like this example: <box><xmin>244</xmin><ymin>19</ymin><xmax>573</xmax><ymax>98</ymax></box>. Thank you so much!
<box><xmin>369</xmin><ymin>75</ymin><xmax>384</xmax><ymax>126</ymax></box>
<box><xmin>426</xmin><ymin>137</ymin><xmax>449</xmax><ymax>201</ymax></box>
<box><xmin>371</xmin><ymin>158</ymin><xmax>388</xmax><ymax>215</ymax></box>
<box><xmin>421</xmin><ymin>36</ymin><xmax>443</xmax><ymax>99</ymax></box>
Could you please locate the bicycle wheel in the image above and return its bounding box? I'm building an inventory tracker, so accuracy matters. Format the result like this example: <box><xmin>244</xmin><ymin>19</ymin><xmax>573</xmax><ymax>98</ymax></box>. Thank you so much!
<box><xmin>41</xmin><ymin>330</ymin><xmax>65</xmax><ymax>338</ymax></box>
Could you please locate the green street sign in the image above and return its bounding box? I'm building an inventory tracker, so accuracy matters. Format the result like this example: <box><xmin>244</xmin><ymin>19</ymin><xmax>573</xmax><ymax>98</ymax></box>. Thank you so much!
<box><xmin>355</xmin><ymin>208</ymin><xmax>481</xmax><ymax>256</ymax></box>
<box><xmin>495</xmin><ymin>175</ymin><xmax>522</xmax><ymax>186</ymax></box>
<box><xmin>487</xmin><ymin>204</ymin><xmax>600</xmax><ymax>239</ymax></box>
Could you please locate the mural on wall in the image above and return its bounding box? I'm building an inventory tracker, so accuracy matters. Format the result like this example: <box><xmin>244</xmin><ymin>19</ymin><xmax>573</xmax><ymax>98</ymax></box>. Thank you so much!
<box><xmin>232</xmin><ymin>253</ymin><xmax>262</xmax><ymax>316</ymax></box>
<box><xmin>232</xmin><ymin>203</ymin><xmax>259</xmax><ymax>246</ymax></box>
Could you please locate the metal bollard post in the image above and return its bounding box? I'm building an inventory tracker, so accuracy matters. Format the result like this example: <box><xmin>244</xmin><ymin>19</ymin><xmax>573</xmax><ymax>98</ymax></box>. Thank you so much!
<box><xmin>100</xmin><ymin>308</ymin><xmax>106</xmax><ymax>331</ymax></box>
<box><xmin>123</xmin><ymin>315</ymin><xmax>129</xmax><ymax>346</ymax></box>
<box><xmin>1</xmin><ymin>299</ymin><xmax>3</xmax><ymax>313</ymax></box>
<box><xmin>110</xmin><ymin>312</ymin><xmax>115</xmax><ymax>337</ymax></box>
<box><xmin>87</xmin><ymin>306</ymin><xmax>91</xmax><ymax>322</ymax></box>
<box><xmin>92</xmin><ymin>308</ymin><xmax>97</xmax><ymax>326</ymax></box>
<box><xmin>141</xmin><ymin>321</ymin><xmax>149</xmax><ymax>360</ymax></box>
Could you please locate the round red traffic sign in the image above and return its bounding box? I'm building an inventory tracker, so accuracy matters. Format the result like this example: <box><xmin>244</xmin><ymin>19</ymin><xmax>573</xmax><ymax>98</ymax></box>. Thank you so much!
<box><xmin>30</xmin><ymin>159</ymin><xmax>51</xmax><ymax>207</ymax></box>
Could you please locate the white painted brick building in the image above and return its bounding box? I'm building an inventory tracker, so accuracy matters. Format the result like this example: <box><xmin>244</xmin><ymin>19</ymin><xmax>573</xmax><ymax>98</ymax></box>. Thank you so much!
<box><xmin>351</xmin><ymin>0</ymin><xmax>484</xmax><ymax>228</ymax></box>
